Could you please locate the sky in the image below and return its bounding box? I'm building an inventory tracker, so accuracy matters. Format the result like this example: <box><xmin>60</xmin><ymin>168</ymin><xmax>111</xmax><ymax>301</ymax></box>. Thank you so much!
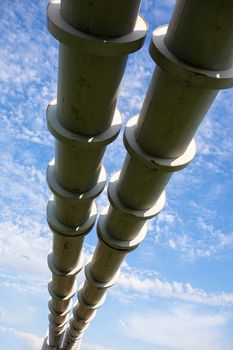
<box><xmin>0</xmin><ymin>1</ymin><xmax>233</xmax><ymax>350</ymax></box>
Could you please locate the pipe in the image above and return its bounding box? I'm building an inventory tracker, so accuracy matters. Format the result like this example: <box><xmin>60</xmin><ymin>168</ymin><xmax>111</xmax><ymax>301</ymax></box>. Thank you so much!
<box><xmin>62</xmin><ymin>0</ymin><xmax>233</xmax><ymax>348</ymax></box>
<box><xmin>60</xmin><ymin>0</ymin><xmax>141</xmax><ymax>37</ymax></box>
<box><xmin>42</xmin><ymin>0</ymin><xmax>147</xmax><ymax>349</ymax></box>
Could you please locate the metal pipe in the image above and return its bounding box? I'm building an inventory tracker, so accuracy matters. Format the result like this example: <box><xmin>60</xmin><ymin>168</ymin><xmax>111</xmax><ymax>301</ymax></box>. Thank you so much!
<box><xmin>60</xmin><ymin>0</ymin><xmax>141</xmax><ymax>37</ymax></box>
<box><xmin>42</xmin><ymin>0</ymin><xmax>147</xmax><ymax>348</ymax></box>
<box><xmin>164</xmin><ymin>0</ymin><xmax>233</xmax><ymax>70</ymax></box>
<box><xmin>63</xmin><ymin>0</ymin><xmax>233</xmax><ymax>348</ymax></box>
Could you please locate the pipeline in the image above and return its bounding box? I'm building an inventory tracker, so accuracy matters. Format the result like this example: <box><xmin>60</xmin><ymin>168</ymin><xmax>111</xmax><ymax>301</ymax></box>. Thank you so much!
<box><xmin>42</xmin><ymin>0</ymin><xmax>147</xmax><ymax>349</ymax></box>
<box><xmin>62</xmin><ymin>0</ymin><xmax>233</xmax><ymax>349</ymax></box>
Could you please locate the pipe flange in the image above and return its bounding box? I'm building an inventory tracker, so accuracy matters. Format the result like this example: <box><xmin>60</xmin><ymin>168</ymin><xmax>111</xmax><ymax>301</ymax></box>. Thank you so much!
<box><xmin>47</xmin><ymin>99</ymin><xmax>122</xmax><ymax>148</ymax></box>
<box><xmin>47</xmin><ymin>200</ymin><xmax>97</xmax><ymax>237</ymax></box>
<box><xmin>49</xmin><ymin>311</ymin><xmax>70</xmax><ymax>329</ymax></box>
<box><xmin>49</xmin><ymin>314</ymin><xmax>68</xmax><ymax>331</ymax></box>
<box><xmin>85</xmin><ymin>263</ymin><xmax>120</xmax><ymax>289</ymax></box>
<box><xmin>47</xmin><ymin>1</ymin><xmax>147</xmax><ymax>56</ymax></box>
<box><xmin>72</xmin><ymin>308</ymin><xmax>96</xmax><ymax>325</ymax></box>
<box><xmin>77</xmin><ymin>288</ymin><xmax>106</xmax><ymax>310</ymax></box>
<box><xmin>69</xmin><ymin>318</ymin><xmax>90</xmax><ymax>334</ymax></box>
<box><xmin>124</xmin><ymin>116</ymin><xmax>196</xmax><ymax>172</ymax></box>
<box><xmin>150</xmin><ymin>25</ymin><xmax>233</xmax><ymax>89</ymax></box>
<box><xmin>47</xmin><ymin>252</ymin><xmax>84</xmax><ymax>276</ymax></box>
<box><xmin>108</xmin><ymin>171</ymin><xmax>166</xmax><ymax>220</ymax></box>
<box><xmin>49</xmin><ymin>324</ymin><xmax>67</xmax><ymax>336</ymax></box>
<box><xmin>48</xmin><ymin>300</ymin><xmax>72</xmax><ymax>318</ymax></box>
<box><xmin>47</xmin><ymin>161</ymin><xmax>106</xmax><ymax>201</ymax></box>
<box><xmin>48</xmin><ymin>281</ymin><xmax>76</xmax><ymax>301</ymax></box>
<box><xmin>97</xmin><ymin>213</ymin><xmax>147</xmax><ymax>252</ymax></box>
<box><xmin>62</xmin><ymin>329</ymin><xmax>82</xmax><ymax>345</ymax></box>
<box><xmin>49</xmin><ymin>314</ymin><xmax>68</xmax><ymax>329</ymax></box>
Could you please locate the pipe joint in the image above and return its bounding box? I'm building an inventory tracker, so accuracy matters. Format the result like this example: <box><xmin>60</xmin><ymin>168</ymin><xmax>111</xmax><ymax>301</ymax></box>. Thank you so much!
<box><xmin>150</xmin><ymin>25</ymin><xmax>233</xmax><ymax>89</ymax></box>
<box><xmin>69</xmin><ymin>320</ymin><xmax>90</xmax><ymax>335</ymax></box>
<box><xmin>49</xmin><ymin>314</ymin><xmax>68</xmax><ymax>331</ymax></box>
<box><xmin>69</xmin><ymin>325</ymin><xmax>87</xmax><ymax>339</ymax></box>
<box><xmin>48</xmin><ymin>252</ymin><xmax>84</xmax><ymax>298</ymax></box>
<box><xmin>47</xmin><ymin>1</ymin><xmax>147</xmax><ymax>56</ymax></box>
<box><xmin>71</xmin><ymin>311</ymin><xmax>96</xmax><ymax>331</ymax></box>
<box><xmin>47</xmin><ymin>162</ymin><xmax>106</xmax><ymax>201</ymax></box>
<box><xmin>48</xmin><ymin>252</ymin><xmax>84</xmax><ymax>275</ymax></box>
<box><xmin>77</xmin><ymin>288</ymin><xmax>106</xmax><ymax>311</ymax></box>
<box><xmin>97</xmin><ymin>213</ymin><xmax>147</xmax><ymax>252</ymax></box>
<box><xmin>49</xmin><ymin>325</ymin><xmax>67</xmax><ymax>348</ymax></box>
<box><xmin>48</xmin><ymin>300</ymin><xmax>72</xmax><ymax>325</ymax></box>
<box><xmin>124</xmin><ymin>116</ymin><xmax>196</xmax><ymax>172</ymax></box>
<box><xmin>47</xmin><ymin>100</ymin><xmax>122</xmax><ymax>148</ymax></box>
<box><xmin>61</xmin><ymin>329</ymin><xmax>82</xmax><ymax>350</ymax></box>
<box><xmin>48</xmin><ymin>281</ymin><xmax>76</xmax><ymax>312</ymax></box>
<box><xmin>47</xmin><ymin>200</ymin><xmax>97</xmax><ymax>237</ymax></box>
<box><xmin>109</xmin><ymin>172</ymin><xmax>166</xmax><ymax>221</ymax></box>
<box><xmin>85</xmin><ymin>262</ymin><xmax>120</xmax><ymax>289</ymax></box>
<box><xmin>47</xmin><ymin>162</ymin><xmax>105</xmax><ymax>225</ymax></box>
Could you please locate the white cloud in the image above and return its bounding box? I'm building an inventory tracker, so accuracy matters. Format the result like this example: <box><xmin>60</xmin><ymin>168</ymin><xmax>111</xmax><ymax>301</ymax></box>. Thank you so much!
<box><xmin>165</xmin><ymin>224</ymin><xmax>233</xmax><ymax>261</ymax></box>
<box><xmin>0</xmin><ymin>325</ymin><xmax>116</xmax><ymax>350</ymax></box>
<box><xmin>147</xmin><ymin>200</ymin><xmax>233</xmax><ymax>261</ymax></box>
<box><xmin>120</xmin><ymin>305</ymin><xmax>233</xmax><ymax>350</ymax></box>
<box><xmin>0</xmin><ymin>219</ymin><xmax>50</xmax><ymax>278</ymax></box>
<box><xmin>0</xmin><ymin>326</ymin><xmax>43</xmax><ymax>350</ymax></box>
<box><xmin>114</xmin><ymin>268</ymin><xmax>233</xmax><ymax>307</ymax></box>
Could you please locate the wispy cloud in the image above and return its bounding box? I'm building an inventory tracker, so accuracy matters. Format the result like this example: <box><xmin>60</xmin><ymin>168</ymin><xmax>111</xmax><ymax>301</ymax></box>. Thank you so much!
<box><xmin>120</xmin><ymin>305</ymin><xmax>233</xmax><ymax>350</ymax></box>
<box><xmin>0</xmin><ymin>326</ymin><xmax>116</xmax><ymax>350</ymax></box>
<box><xmin>113</xmin><ymin>267</ymin><xmax>233</xmax><ymax>307</ymax></box>
<box><xmin>0</xmin><ymin>326</ymin><xmax>43</xmax><ymax>350</ymax></box>
<box><xmin>0</xmin><ymin>218</ymin><xmax>50</xmax><ymax>279</ymax></box>
<box><xmin>0</xmin><ymin>0</ymin><xmax>57</xmax><ymax>146</ymax></box>
<box><xmin>147</xmin><ymin>200</ymin><xmax>233</xmax><ymax>261</ymax></box>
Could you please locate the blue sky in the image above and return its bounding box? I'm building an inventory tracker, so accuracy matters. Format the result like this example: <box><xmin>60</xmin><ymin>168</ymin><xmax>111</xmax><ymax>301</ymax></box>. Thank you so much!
<box><xmin>0</xmin><ymin>1</ymin><xmax>233</xmax><ymax>349</ymax></box>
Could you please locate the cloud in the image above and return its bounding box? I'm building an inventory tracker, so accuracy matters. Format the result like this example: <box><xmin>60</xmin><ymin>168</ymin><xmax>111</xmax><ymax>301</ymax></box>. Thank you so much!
<box><xmin>0</xmin><ymin>327</ymin><xmax>116</xmax><ymax>350</ymax></box>
<box><xmin>0</xmin><ymin>219</ymin><xmax>50</xmax><ymax>279</ymax></box>
<box><xmin>147</xmin><ymin>200</ymin><xmax>233</xmax><ymax>262</ymax></box>
<box><xmin>113</xmin><ymin>268</ymin><xmax>233</xmax><ymax>307</ymax></box>
<box><xmin>0</xmin><ymin>326</ymin><xmax>43</xmax><ymax>350</ymax></box>
<box><xmin>0</xmin><ymin>0</ymin><xmax>57</xmax><ymax>147</ymax></box>
<box><xmin>164</xmin><ymin>219</ymin><xmax>233</xmax><ymax>261</ymax></box>
<box><xmin>120</xmin><ymin>305</ymin><xmax>233</xmax><ymax>350</ymax></box>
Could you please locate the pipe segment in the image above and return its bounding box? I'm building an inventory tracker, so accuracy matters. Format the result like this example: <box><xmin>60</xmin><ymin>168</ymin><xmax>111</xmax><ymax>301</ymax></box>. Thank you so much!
<box><xmin>136</xmin><ymin>27</ymin><xmax>233</xmax><ymax>159</ymax></box>
<box><xmin>164</xmin><ymin>0</ymin><xmax>233</xmax><ymax>71</ymax></box>
<box><xmin>81</xmin><ymin>263</ymin><xmax>120</xmax><ymax>305</ymax></box>
<box><xmin>71</xmin><ymin>311</ymin><xmax>96</xmax><ymax>331</ymax></box>
<box><xmin>117</xmin><ymin>116</ymin><xmax>196</xmax><ymax>210</ymax></box>
<box><xmin>62</xmin><ymin>263</ymin><xmax>120</xmax><ymax>350</ymax></box>
<box><xmin>48</xmin><ymin>300</ymin><xmax>71</xmax><ymax>325</ymax></box>
<box><xmin>48</xmin><ymin>253</ymin><xmax>84</xmax><ymax>297</ymax></box>
<box><xmin>60</xmin><ymin>0</ymin><xmax>141</xmax><ymax>37</ymax></box>
<box><xmin>63</xmin><ymin>0</ymin><xmax>233</xmax><ymax>347</ymax></box>
<box><xmin>47</xmin><ymin>161</ymin><xmax>106</xmax><ymax>228</ymax></box>
<box><xmin>47</xmin><ymin>279</ymin><xmax>77</xmax><ymax>348</ymax></box>
<box><xmin>63</xmin><ymin>308</ymin><xmax>97</xmax><ymax>350</ymax></box>
<box><xmin>44</xmin><ymin>1</ymin><xmax>147</xmax><ymax>348</ymax></box>
<box><xmin>63</xmin><ymin>181</ymin><xmax>165</xmax><ymax>349</ymax></box>
<box><xmin>48</xmin><ymin>281</ymin><xmax>76</xmax><ymax>315</ymax></box>
<box><xmin>46</xmin><ymin>197</ymin><xmax>96</xmax><ymax>347</ymax></box>
<box><xmin>47</xmin><ymin>100</ymin><xmax>121</xmax><ymax>191</ymax></box>
<box><xmin>62</xmin><ymin>332</ymin><xmax>82</xmax><ymax>350</ymax></box>
<box><xmin>42</xmin><ymin>336</ymin><xmax>57</xmax><ymax>350</ymax></box>
<box><xmin>49</xmin><ymin>324</ymin><xmax>67</xmax><ymax>349</ymax></box>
